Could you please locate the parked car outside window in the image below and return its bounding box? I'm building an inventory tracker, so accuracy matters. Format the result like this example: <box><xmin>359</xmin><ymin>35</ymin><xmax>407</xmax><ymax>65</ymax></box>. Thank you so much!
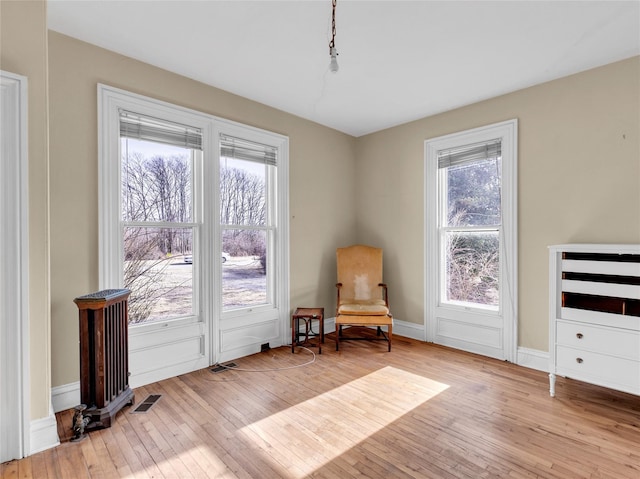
<box><xmin>184</xmin><ymin>253</ymin><xmax>230</xmax><ymax>264</ymax></box>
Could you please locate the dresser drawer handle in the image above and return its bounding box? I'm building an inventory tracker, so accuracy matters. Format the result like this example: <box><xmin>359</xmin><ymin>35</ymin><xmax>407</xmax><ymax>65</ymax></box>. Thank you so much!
<box><xmin>576</xmin><ymin>357</ymin><xmax>583</xmax><ymax>364</ymax></box>
<box><xmin>576</xmin><ymin>333</ymin><xmax>583</xmax><ymax>339</ymax></box>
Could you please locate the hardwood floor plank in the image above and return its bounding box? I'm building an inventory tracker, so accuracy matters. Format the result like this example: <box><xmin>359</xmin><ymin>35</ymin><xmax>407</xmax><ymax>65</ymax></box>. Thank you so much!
<box><xmin>16</xmin><ymin>456</ymin><xmax>33</xmax><ymax>479</ymax></box>
<box><xmin>1</xmin><ymin>460</ymin><xmax>18</xmax><ymax>478</ymax></box>
<box><xmin>7</xmin><ymin>337</ymin><xmax>640</xmax><ymax>478</ymax></box>
<box><xmin>156</xmin><ymin>380</ymin><xmax>249</xmax><ymax>475</ymax></box>
<box><xmin>153</xmin><ymin>375</ymin><xmax>280</xmax><ymax>478</ymax></box>
<box><xmin>39</xmin><ymin>447</ymin><xmax>62</xmax><ymax>478</ymax></box>
<box><xmin>144</xmin><ymin>403</ymin><xmax>220</xmax><ymax>477</ymax></box>
<box><xmin>118</xmin><ymin>409</ymin><xmax>166</xmax><ymax>478</ymax></box>
<box><xmin>53</xmin><ymin>442</ymin><xmax>89</xmax><ymax>478</ymax></box>
<box><xmin>95</xmin><ymin>426</ymin><xmax>132</xmax><ymax>476</ymax></box>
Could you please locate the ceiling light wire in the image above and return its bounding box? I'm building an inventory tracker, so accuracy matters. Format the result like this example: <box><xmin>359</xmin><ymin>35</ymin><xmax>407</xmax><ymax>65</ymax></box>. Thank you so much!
<box><xmin>329</xmin><ymin>0</ymin><xmax>339</xmax><ymax>73</ymax></box>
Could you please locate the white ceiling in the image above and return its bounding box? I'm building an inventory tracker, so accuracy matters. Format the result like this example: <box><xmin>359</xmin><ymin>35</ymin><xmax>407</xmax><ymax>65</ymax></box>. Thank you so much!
<box><xmin>48</xmin><ymin>0</ymin><xmax>640</xmax><ymax>137</ymax></box>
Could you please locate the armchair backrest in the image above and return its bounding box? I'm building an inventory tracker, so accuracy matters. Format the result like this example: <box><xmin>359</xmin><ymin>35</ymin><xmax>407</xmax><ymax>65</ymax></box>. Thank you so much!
<box><xmin>336</xmin><ymin>245</ymin><xmax>383</xmax><ymax>302</ymax></box>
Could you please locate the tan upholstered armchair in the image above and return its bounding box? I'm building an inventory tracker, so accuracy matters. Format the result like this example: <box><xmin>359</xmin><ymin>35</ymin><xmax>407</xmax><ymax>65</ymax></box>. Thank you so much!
<box><xmin>335</xmin><ymin>245</ymin><xmax>393</xmax><ymax>351</ymax></box>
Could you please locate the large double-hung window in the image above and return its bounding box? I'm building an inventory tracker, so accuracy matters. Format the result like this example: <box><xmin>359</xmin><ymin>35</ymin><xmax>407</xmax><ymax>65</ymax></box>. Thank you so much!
<box><xmin>120</xmin><ymin>111</ymin><xmax>201</xmax><ymax>323</ymax></box>
<box><xmin>438</xmin><ymin>140</ymin><xmax>502</xmax><ymax>308</ymax></box>
<box><xmin>425</xmin><ymin>120</ymin><xmax>517</xmax><ymax>362</ymax></box>
<box><xmin>99</xmin><ymin>85</ymin><xmax>289</xmax><ymax>386</ymax></box>
<box><xmin>219</xmin><ymin>134</ymin><xmax>276</xmax><ymax>310</ymax></box>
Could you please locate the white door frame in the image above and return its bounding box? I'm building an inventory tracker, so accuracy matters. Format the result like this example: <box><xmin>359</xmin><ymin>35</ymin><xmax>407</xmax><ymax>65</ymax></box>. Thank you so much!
<box><xmin>424</xmin><ymin>119</ymin><xmax>518</xmax><ymax>362</ymax></box>
<box><xmin>0</xmin><ymin>70</ymin><xmax>30</xmax><ymax>461</ymax></box>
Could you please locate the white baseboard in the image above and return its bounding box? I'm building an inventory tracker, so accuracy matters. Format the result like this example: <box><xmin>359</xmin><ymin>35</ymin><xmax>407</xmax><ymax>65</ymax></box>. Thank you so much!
<box><xmin>392</xmin><ymin>319</ymin><xmax>426</xmax><ymax>341</ymax></box>
<box><xmin>329</xmin><ymin>316</ymin><xmax>548</xmax><ymax>372</ymax></box>
<box><xmin>29</xmin><ymin>407</ymin><xmax>60</xmax><ymax>455</ymax></box>
<box><xmin>218</xmin><ymin>338</ymin><xmax>285</xmax><ymax>364</ymax></box>
<box><xmin>324</xmin><ymin>317</ymin><xmax>335</xmax><ymax>334</ymax></box>
<box><xmin>51</xmin><ymin>381</ymin><xmax>80</xmax><ymax>413</ymax></box>
<box><xmin>516</xmin><ymin>347</ymin><xmax>549</xmax><ymax>372</ymax></box>
<box><xmin>130</xmin><ymin>357</ymin><xmax>209</xmax><ymax>389</ymax></box>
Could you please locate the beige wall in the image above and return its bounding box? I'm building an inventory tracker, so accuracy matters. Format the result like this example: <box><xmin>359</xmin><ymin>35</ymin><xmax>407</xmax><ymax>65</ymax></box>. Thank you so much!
<box><xmin>48</xmin><ymin>32</ymin><xmax>357</xmax><ymax>387</ymax></box>
<box><xmin>3</xmin><ymin>0</ymin><xmax>639</xmax><ymax>412</ymax></box>
<box><xmin>0</xmin><ymin>0</ymin><xmax>51</xmax><ymax>420</ymax></box>
<box><xmin>356</xmin><ymin>56</ymin><xmax>640</xmax><ymax>351</ymax></box>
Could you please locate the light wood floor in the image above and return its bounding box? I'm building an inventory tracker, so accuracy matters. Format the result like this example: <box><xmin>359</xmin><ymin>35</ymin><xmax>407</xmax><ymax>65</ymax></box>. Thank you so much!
<box><xmin>3</xmin><ymin>330</ymin><xmax>640</xmax><ymax>478</ymax></box>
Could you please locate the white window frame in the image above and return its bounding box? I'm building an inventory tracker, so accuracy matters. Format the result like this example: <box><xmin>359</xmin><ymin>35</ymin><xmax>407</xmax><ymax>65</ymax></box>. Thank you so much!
<box><xmin>216</xmin><ymin>121</ymin><xmax>285</xmax><ymax>316</ymax></box>
<box><xmin>98</xmin><ymin>85</ymin><xmax>289</xmax><ymax>383</ymax></box>
<box><xmin>438</xmin><ymin>144</ymin><xmax>502</xmax><ymax>310</ymax></box>
<box><xmin>99</xmin><ymin>86</ymin><xmax>212</xmax><ymax>328</ymax></box>
<box><xmin>120</xmin><ymin>125</ymin><xmax>202</xmax><ymax>325</ymax></box>
<box><xmin>214</xmin><ymin>120</ymin><xmax>290</xmax><ymax>361</ymax></box>
<box><xmin>425</xmin><ymin>119</ymin><xmax>518</xmax><ymax>361</ymax></box>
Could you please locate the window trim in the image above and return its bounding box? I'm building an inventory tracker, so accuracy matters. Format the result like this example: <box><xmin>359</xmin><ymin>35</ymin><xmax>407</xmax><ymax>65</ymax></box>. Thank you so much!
<box><xmin>438</xmin><ymin>148</ymin><xmax>502</xmax><ymax>309</ymax></box>
<box><xmin>98</xmin><ymin>86</ymin><xmax>213</xmax><ymax>331</ymax></box>
<box><xmin>215</xmin><ymin>120</ymin><xmax>289</xmax><ymax>321</ymax></box>
<box><xmin>425</xmin><ymin>119</ymin><xmax>518</xmax><ymax>361</ymax></box>
<box><xmin>98</xmin><ymin>85</ymin><xmax>290</xmax><ymax>372</ymax></box>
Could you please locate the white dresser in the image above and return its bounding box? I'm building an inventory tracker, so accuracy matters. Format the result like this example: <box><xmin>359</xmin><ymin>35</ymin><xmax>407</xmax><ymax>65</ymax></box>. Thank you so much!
<box><xmin>548</xmin><ymin>244</ymin><xmax>640</xmax><ymax>397</ymax></box>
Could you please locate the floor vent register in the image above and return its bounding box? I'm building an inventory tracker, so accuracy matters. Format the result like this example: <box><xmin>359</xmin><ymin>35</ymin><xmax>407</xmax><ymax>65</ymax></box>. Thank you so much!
<box><xmin>131</xmin><ymin>394</ymin><xmax>162</xmax><ymax>413</ymax></box>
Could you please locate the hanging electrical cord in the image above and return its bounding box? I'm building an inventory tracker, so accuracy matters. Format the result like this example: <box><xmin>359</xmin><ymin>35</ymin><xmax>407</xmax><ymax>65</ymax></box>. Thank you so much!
<box><xmin>328</xmin><ymin>0</ymin><xmax>339</xmax><ymax>72</ymax></box>
<box><xmin>213</xmin><ymin>346</ymin><xmax>316</xmax><ymax>373</ymax></box>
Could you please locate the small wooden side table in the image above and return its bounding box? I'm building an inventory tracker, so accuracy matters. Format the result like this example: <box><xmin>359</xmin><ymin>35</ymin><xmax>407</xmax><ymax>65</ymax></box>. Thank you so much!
<box><xmin>292</xmin><ymin>307</ymin><xmax>324</xmax><ymax>354</ymax></box>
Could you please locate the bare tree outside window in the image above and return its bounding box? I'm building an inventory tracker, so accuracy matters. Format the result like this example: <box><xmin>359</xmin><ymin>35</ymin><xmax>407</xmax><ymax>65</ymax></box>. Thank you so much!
<box><xmin>444</xmin><ymin>157</ymin><xmax>501</xmax><ymax>307</ymax></box>
<box><xmin>121</xmin><ymin>139</ymin><xmax>195</xmax><ymax>324</ymax></box>
<box><xmin>220</xmin><ymin>157</ymin><xmax>269</xmax><ymax>310</ymax></box>
<box><xmin>445</xmin><ymin>228</ymin><xmax>499</xmax><ymax>307</ymax></box>
<box><xmin>121</xmin><ymin>138</ymin><xmax>271</xmax><ymax>323</ymax></box>
<box><xmin>124</xmin><ymin>227</ymin><xmax>194</xmax><ymax>323</ymax></box>
<box><xmin>219</xmin><ymin>163</ymin><xmax>266</xmax><ymax>226</ymax></box>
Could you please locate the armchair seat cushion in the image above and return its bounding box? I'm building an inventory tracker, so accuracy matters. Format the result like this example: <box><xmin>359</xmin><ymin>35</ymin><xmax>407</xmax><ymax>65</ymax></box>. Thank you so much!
<box><xmin>335</xmin><ymin>314</ymin><xmax>393</xmax><ymax>326</ymax></box>
<box><xmin>338</xmin><ymin>301</ymin><xmax>389</xmax><ymax>316</ymax></box>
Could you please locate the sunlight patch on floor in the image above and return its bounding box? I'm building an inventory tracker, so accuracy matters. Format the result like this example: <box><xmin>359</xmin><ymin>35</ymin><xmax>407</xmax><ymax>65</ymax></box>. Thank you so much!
<box><xmin>239</xmin><ymin>366</ymin><xmax>449</xmax><ymax>477</ymax></box>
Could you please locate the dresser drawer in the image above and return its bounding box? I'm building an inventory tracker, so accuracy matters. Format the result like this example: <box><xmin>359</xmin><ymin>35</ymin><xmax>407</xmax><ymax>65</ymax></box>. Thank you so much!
<box><xmin>556</xmin><ymin>321</ymin><xmax>639</xmax><ymax>361</ymax></box>
<box><xmin>556</xmin><ymin>346</ymin><xmax>640</xmax><ymax>394</ymax></box>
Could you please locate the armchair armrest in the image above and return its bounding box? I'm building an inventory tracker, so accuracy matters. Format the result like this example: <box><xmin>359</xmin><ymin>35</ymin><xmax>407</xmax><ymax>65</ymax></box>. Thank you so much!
<box><xmin>378</xmin><ymin>283</ymin><xmax>389</xmax><ymax>306</ymax></box>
